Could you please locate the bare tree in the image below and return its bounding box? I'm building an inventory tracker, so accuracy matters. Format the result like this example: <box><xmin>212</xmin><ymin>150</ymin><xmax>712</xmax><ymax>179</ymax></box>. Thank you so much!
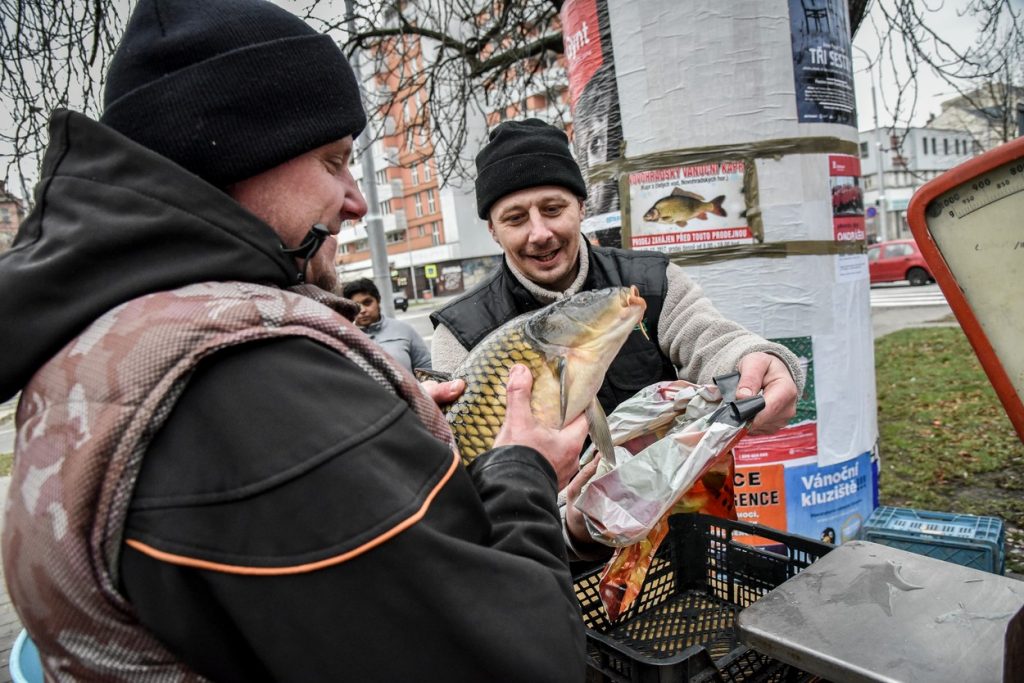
<box><xmin>0</xmin><ymin>0</ymin><xmax>127</xmax><ymax>200</ymax></box>
<box><xmin>862</xmin><ymin>0</ymin><xmax>1023</xmax><ymax>164</ymax></box>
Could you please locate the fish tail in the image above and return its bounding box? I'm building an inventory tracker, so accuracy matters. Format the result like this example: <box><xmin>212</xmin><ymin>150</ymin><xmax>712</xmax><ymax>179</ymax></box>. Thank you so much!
<box><xmin>711</xmin><ymin>195</ymin><xmax>727</xmax><ymax>217</ymax></box>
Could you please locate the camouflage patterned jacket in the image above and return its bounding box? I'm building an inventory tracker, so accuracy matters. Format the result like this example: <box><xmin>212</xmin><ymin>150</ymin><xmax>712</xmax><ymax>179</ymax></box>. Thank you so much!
<box><xmin>3</xmin><ymin>282</ymin><xmax>456</xmax><ymax>681</ymax></box>
<box><xmin>0</xmin><ymin>111</ymin><xmax>586</xmax><ymax>682</ymax></box>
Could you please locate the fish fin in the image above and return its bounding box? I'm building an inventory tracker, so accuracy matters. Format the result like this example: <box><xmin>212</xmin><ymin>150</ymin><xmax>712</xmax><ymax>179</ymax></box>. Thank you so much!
<box><xmin>558</xmin><ymin>356</ymin><xmax>568</xmax><ymax>425</ymax></box>
<box><xmin>675</xmin><ymin>220</ymin><xmax>689</xmax><ymax>227</ymax></box>
<box><xmin>414</xmin><ymin>368</ymin><xmax>453</xmax><ymax>383</ymax></box>
<box><xmin>585</xmin><ymin>398</ymin><xmax>616</xmax><ymax>464</ymax></box>
<box><xmin>696</xmin><ymin>212</ymin><xmax>708</xmax><ymax>220</ymax></box>
<box><xmin>711</xmin><ymin>195</ymin><xmax>727</xmax><ymax>217</ymax></box>
<box><xmin>670</xmin><ymin>187</ymin><xmax>706</xmax><ymax>201</ymax></box>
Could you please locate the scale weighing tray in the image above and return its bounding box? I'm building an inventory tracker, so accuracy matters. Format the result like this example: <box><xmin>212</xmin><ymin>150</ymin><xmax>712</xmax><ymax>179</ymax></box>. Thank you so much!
<box><xmin>737</xmin><ymin>541</ymin><xmax>1024</xmax><ymax>682</ymax></box>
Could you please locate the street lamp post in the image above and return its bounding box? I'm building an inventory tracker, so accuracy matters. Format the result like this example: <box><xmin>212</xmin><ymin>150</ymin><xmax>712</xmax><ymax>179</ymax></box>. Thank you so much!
<box><xmin>345</xmin><ymin>0</ymin><xmax>395</xmax><ymax>317</ymax></box>
<box><xmin>853</xmin><ymin>45</ymin><xmax>889</xmax><ymax>242</ymax></box>
<box><xmin>406</xmin><ymin>229</ymin><xmax>418</xmax><ymax>303</ymax></box>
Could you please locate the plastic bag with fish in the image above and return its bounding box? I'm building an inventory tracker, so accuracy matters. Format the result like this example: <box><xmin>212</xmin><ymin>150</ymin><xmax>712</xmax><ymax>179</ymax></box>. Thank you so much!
<box><xmin>574</xmin><ymin>374</ymin><xmax>764</xmax><ymax>620</ymax></box>
<box><xmin>422</xmin><ymin>286</ymin><xmax>646</xmax><ymax>465</ymax></box>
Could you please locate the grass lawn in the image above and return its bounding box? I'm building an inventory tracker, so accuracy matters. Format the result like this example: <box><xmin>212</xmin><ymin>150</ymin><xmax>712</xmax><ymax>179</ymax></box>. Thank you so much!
<box><xmin>875</xmin><ymin>326</ymin><xmax>1024</xmax><ymax>574</ymax></box>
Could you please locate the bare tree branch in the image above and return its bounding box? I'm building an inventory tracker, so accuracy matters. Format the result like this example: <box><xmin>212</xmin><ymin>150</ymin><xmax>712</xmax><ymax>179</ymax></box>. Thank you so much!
<box><xmin>0</xmin><ymin>0</ymin><xmax>1016</xmax><ymax>202</ymax></box>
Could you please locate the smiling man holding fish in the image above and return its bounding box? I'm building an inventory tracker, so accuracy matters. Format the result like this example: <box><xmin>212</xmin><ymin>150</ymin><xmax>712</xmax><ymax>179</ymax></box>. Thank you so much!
<box><xmin>431</xmin><ymin>119</ymin><xmax>805</xmax><ymax>558</ymax></box>
<box><xmin>0</xmin><ymin>2</ymin><xmax>596</xmax><ymax>681</ymax></box>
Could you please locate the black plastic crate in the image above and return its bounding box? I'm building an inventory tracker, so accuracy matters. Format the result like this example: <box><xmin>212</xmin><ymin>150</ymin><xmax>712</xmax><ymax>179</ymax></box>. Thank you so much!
<box><xmin>574</xmin><ymin>513</ymin><xmax>833</xmax><ymax>683</ymax></box>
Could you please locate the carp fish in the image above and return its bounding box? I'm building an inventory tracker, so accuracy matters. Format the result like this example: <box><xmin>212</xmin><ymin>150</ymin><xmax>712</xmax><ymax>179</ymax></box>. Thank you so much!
<box><xmin>437</xmin><ymin>287</ymin><xmax>647</xmax><ymax>464</ymax></box>
<box><xmin>642</xmin><ymin>189</ymin><xmax>726</xmax><ymax>228</ymax></box>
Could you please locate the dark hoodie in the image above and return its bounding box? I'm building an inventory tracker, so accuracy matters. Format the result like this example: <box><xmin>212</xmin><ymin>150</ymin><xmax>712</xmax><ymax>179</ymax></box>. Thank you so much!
<box><xmin>0</xmin><ymin>111</ymin><xmax>586</xmax><ymax>682</ymax></box>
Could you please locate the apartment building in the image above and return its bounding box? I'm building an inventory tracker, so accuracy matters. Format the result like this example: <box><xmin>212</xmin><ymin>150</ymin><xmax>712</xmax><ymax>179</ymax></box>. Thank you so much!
<box><xmin>859</xmin><ymin>84</ymin><xmax>1023</xmax><ymax>241</ymax></box>
<box><xmin>0</xmin><ymin>181</ymin><xmax>26</xmax><ymax>252</ymax></box>
<box><xmin>858</xmin><ymin>126</ymin><xmax>975</xmax><ymax>240</ymax></box>
<box><xmin>334</xmin><ymin>16</ymin><xmax>571</xmax><ymax>301</ymax></box>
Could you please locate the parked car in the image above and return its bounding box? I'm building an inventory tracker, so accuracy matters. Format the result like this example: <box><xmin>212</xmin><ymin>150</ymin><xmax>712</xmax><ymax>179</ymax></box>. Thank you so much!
<box><xmin>393</xmin><ymin>292</ymin><xmax>409</xmax><ymax>312</ymax></box>
<box><xmin>867</xmin><ymin>239</ymin><xmax>934</xmax><ymax>286</ymax></box>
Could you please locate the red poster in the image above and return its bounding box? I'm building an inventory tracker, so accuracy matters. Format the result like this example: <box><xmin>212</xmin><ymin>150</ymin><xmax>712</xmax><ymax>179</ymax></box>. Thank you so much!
<box><xmin>733</xmin><ymin>422</ymin><xmax>818</xmax><ymax>465</ymax></box>
<box><xmin>560</xmin><ymin>0</ymin><xmax>603</xmax><ymax>104</ymax></box>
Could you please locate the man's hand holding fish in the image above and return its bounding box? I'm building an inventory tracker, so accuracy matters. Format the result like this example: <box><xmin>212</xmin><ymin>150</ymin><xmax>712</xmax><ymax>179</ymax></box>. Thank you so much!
<box><xmin>493</xmin><ymin>364</ymin><xmax>590</xmax><ymax>490</ymax></box>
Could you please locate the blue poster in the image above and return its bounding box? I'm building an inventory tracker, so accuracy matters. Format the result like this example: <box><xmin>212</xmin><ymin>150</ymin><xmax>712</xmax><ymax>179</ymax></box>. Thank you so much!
<box><xmin>784</xmin><ymin>452</ymin><xmax>875</xmax><ymax>544</ymax></box>
<box><xmin>789</xmin><ymin>0</ymin><xmax>857</xmax><ymax>126</ymax></box>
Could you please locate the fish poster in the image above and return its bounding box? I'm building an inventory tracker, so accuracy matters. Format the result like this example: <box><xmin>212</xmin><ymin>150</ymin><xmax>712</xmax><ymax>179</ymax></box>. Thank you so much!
<box><xmin>784</xmin><ymin>451</ymin><xmax>875</xmax><ymax>544</ymax></box>
<box><xmin>628</xmin><ymin>161</ymin><xmax>752</xmax><ymax>254</ymax></box>
<box><xmin>734</xmin><ymin>336</ymin><xmax>818</xmax><ymax>465</ymax></box>
<box><xmin>830</xmin><ymin>154</ymin><xmax>868</xmax><ymax>282</ymax></box>
<box><xmin>561</xmin><ymin>0</ymin><xmax>623</xmax><ymax>239</ymax></box>
<box><xmin>789</xmin><ymin>0</ymin><xmax>857</xmax><ymax>126</ymax></box>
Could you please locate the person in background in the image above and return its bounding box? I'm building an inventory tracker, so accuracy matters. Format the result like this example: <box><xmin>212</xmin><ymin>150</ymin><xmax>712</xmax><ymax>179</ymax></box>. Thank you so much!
<box><xmin>0</xmin><ymin>2</ymin><xmax>590</xmax><ymax>681</ymax></box>
<box><xmin>343</xmin><ymin>277</ymin><xmax>431</xmax><ymax>373</ymax></box>
<box><xmin>431</xmin><ymin>119</ymin><xmax>805</xmax><ymax>561</ymax></box>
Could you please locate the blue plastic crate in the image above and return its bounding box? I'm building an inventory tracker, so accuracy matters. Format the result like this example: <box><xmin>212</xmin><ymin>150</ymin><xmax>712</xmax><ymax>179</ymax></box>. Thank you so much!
<box><xmin>859</xmin><ymin>506</ymin><xmax>1005</xmax><ymax>574</ymax></box>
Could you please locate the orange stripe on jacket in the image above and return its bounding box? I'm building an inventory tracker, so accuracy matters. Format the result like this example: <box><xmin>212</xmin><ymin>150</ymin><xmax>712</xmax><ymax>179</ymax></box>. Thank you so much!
<box><xmin>125</xmin><ymin>450</ymin><xmax>460</xmax><ymax>575</ymax></box>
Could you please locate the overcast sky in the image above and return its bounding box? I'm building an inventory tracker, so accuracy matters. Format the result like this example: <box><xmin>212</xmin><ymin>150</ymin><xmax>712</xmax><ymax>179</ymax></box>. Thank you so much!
<box><xmin>851</xmin><ymin>0</ymin><xmax>988</xmax><ymax>132</ymax></box>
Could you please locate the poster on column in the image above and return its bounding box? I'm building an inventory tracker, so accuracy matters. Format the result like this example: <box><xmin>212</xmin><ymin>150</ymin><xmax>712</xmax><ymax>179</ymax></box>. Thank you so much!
<box><xmin>789</xmin><ymin>0</ymin><xmax>857</xmax><ymax>126</ymax></box>
<box><xmin>784</xmin><ymin>451</ymin><xmax>875</xmax><ymax>545</ymax></box>
<box><xmin>628</xmin><ymin>162</ymin><xmax>753</xmax><ymax>253</ymax></box>
<box><xmin>734</xmin><ymin>336</ymin><xmax>818</xmax><ymax>465</ymax></box>
<box><xmin>830</xmin><ymin>154</ymin><xmax>868</xmax><ymax>282</ymax></box>
<box><xmin>733</xmin><ymin>463</ymin><xmax>788</xmax><ymax>545</ymax></box>
<box><xmin>561</xmin><ymin>0</ymin><xmax>623</xmax><ymax>247</ymax></box>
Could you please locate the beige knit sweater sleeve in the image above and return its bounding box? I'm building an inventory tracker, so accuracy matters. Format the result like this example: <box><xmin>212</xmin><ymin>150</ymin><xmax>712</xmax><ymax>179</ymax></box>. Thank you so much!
<box><xmin>431</xmin><ymin>321</ymin><xmax>471</xmax><ymax>375</ymax></box>
<box><xmin>659</xmin><ymin>263</ymin><xmax>805</xmax><ymax>393</ymax></box>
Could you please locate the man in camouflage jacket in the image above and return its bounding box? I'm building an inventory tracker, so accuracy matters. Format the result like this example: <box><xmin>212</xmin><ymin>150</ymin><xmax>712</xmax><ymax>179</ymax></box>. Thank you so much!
<box><xmin>0</xmin><ymin>1</ymin><xmax>589</xmax><ymax>681</ymax></box>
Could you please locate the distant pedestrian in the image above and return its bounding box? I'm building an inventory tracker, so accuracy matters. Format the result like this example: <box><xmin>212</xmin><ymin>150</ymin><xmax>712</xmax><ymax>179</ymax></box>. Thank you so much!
<box><xmin>344</xmin><ymin>277</ymin><xmax>432</xmax><ymax>372</ymax></box>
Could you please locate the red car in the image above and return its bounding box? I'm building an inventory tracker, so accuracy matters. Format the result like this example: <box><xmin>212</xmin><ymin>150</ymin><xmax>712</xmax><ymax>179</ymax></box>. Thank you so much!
<box><xmin>867</xmin><ymin>239</ymin><xmax>934</xmax><ymax>286</ymax></box>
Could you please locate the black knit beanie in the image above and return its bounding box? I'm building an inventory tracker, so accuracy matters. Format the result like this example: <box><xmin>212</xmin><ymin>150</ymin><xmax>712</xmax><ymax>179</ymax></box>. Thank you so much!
<box><xmin>475</xmin><ymin>119</ymin><xmax>587</xmax><ymax>219</ymax></box>
<box><xmin>100</xmin><ymin>0</ymin><xmax>366</xmax><ymax>187</ymax></box>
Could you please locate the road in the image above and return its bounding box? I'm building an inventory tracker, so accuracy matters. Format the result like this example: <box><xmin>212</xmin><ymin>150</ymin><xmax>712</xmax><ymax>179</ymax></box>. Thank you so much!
<box><xmin>868</xmin><ymin>282</ymin><xmax>954</xmax><ymax>339</ymax></box>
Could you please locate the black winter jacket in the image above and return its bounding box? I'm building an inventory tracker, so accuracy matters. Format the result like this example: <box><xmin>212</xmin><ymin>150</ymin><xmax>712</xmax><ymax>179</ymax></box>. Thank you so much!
<box><xmin>0</xmin><ymin>110</ymin><xmax>586</xmax><ymax>682</ymax></box>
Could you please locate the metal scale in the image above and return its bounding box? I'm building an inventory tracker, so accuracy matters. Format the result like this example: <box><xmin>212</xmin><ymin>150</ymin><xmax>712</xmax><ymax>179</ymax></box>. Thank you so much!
<box><xmin>736</xmin><ymin>138</ymin><xmax>1024</xmax><ymax>683</ymax></box>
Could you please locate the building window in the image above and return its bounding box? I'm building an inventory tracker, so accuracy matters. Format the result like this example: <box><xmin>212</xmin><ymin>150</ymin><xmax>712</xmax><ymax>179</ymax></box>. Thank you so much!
<box><xmin>379</xmin><ymin>200</ymin><xmax>391</xmax><ymax>215</ymax></box>
<box><xmin>431</xmin><ymin>221</ymin><xmax>441</xmax><ymax>246</ymax></box>
<box><xmin>944</xmin><ymin>138</ymin><xmax>949</xmax><ymax>155</ymax></box>
<box><xmin>922</xmin><ymin>137</ymin><xmax>928</xmax><ymax>155</ymax></box>
<box><xmin>859</xmin><ymin>141</ymin><xmax>869</xmax><ymax>158</ymax></box>
<box><xmin>410</xmin><ymin>163</ymin><xmax>419</xmax><ymax>185</ymax></box>
<box><xmin>423</xmin><ymin>162</ymin><xmax>432</xmax><ymax>182</ymax></box>
<box><xmin>376</xmin><ymin>169</ymin><xmax>388</xmax><ymax>184</ymax></box>
<box><xmin>414</xmin><ymin>193</ymin><xmax>423</xmax><ymax>217</ymax></box>
<box><xmin>931</xmin><ymin>138</ymin><xmax>937</xmax><ymax>154</ymax></box>
<box><xmin>418</xmin><ymin>225</ymin><xmax>427</xmax><ymax>237</ymax></box>
<box><xmin>427</xmin><ymin>190</ymin><xmax>436</xmax><ymax>213</ymax></box>
<box><xmin>386</xmin><ymin>231</ymin><xmax>405</xmax><ymax>244</ymax></box>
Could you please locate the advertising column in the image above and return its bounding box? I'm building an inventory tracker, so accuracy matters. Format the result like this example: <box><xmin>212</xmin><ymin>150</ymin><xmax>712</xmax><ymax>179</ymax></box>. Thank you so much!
<box><xmin>562</xmin><ymin>0</ymin><xmax>879</xmax><ymax>547</ymax></box>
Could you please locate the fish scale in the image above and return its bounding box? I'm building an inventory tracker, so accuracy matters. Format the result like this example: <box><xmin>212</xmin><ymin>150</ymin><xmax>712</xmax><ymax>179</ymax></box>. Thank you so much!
<box><xmin>440</xmin><ymin>286</ymin><xmax>647</xmax><ymax>466</ymax></box>
<box><xmin>448</xmin><ymin>326</ymin><xmax>550</xmax><ymax>462</ymax></box>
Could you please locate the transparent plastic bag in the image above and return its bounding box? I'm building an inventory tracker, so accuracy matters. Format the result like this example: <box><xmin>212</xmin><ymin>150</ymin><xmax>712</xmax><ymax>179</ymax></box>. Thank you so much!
<box><xmin>575</xmin><ymin>373</ymin><xmax>763</xmax><ymax>619</ymax></box>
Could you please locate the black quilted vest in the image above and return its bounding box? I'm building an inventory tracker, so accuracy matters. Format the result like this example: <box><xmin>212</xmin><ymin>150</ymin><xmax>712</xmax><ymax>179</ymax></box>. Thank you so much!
<box><xmin>431</xmin><ymin>243</ymin><xmax>678</xmax><ymax>412</ymax></box>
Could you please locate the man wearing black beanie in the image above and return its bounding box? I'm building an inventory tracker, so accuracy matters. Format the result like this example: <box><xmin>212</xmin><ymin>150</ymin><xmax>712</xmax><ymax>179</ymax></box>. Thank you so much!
<box><xmin>0</xmin><ymin>3</ymin><xmax>590</xmax><ymax>681</ymax></box>
<box><xmin>431</xmin><ymin>118</ymin><xmax>806</xmax><ymax>560</ymax></box>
